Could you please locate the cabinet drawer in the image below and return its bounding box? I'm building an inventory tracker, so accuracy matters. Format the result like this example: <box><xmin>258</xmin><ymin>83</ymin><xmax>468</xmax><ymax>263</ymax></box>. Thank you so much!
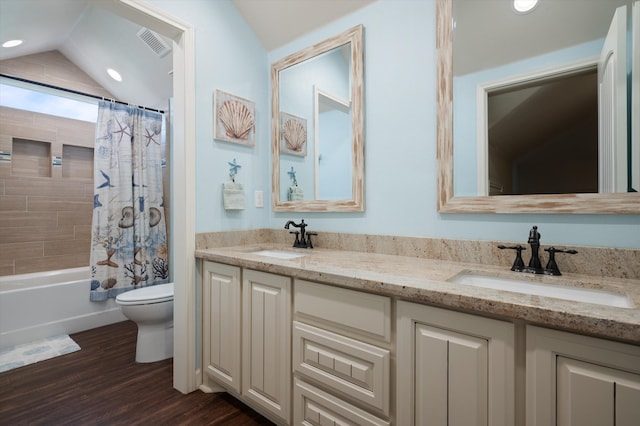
<box><xmin>293</xmin><ymin>321</ymin><xmax>390</xmax><ymax>415</ymax></box>
<box><xmin>294</xmin><ymin>378</ymin><xmax>390</xmax><ymax>426</ymax></box>
<box><xmin>294</xmin><ymin>279</ymin><xmax>391</xmax><ymax>342</ymax></box>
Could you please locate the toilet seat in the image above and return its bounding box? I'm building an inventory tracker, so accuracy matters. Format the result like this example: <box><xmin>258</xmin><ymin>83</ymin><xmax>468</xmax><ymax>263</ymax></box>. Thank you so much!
<box><xmin>116</xmin><ymin>283</ymin><xmax>174</xmax><ymax>305</ymax></box>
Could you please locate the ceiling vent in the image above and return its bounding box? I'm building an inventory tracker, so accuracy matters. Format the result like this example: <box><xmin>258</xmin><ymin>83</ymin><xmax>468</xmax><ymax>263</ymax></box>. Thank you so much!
<box><xmin>136</xmin><ymin>27</ymin><xmax>171</xmax><ymax>58</ymax></box>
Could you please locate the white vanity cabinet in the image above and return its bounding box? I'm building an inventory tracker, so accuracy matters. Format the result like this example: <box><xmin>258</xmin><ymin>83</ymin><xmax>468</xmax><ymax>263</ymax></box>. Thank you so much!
<box><xmin>527</xmin><ymin>325</ymin><xmax>640</xmax><ymax>426</ymax></box>
<box><xmin>396</xmin><ymin>301</ymin><xmax>515</xmax><ymax>426</ymax></box>
<box><xmin>292</xmin><ymin>279</ymin><xmax>392</xmax><ymax>426</ymax></box>
<box><xmin>202</xmin><ymin>261</ymin><xmax>291</xmax><ymax>424</ymax></box>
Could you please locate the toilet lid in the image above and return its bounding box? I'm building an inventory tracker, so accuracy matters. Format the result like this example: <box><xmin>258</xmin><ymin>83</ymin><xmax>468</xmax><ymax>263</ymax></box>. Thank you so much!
<box><xmin>116</xmin><ymin>283</ymin><xmax>174</xmax><ymax>305</ymax></box>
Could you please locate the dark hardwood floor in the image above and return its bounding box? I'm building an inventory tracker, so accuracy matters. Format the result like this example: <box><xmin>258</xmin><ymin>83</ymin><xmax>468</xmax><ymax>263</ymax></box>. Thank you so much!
<box><xmin>0</xmin><ymin>321</ymin><xmax>274</xmax><ymax>425</ymax></box>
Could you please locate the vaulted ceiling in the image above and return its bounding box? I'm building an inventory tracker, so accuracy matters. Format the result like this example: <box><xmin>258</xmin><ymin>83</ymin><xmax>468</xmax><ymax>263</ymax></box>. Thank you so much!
<box><xmin>0</xmin><ymin>0</ymin><xmax>374</xmax><ymax>109</ymax></box>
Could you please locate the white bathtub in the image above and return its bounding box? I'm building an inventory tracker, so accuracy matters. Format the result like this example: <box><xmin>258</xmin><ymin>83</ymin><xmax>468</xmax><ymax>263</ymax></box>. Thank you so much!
<box><xmin>0</xmin><ymin>267</ymin><xmax>126</xmax><ymax>349</ymax></box>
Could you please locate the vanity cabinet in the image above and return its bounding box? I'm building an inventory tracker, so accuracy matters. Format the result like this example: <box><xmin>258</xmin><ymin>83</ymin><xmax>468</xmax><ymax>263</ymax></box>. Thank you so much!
<box><xmin>202</xmin><ymin>262</ymin><xmax>291</xmax><ymax>424</ymax></box>
<box><xmin>201</xmin><ymin>256</ymin><xmax>639</xmax><ymax>426</ymax></box>
<box><xmin>292</xmin><ymin>279</ymin><xmax>392</xmax><ymax>425</ymax></box>
<box><xmin>396</xmin><ymin>301</ymin><xmax>515</xmax><ymax>426</ymax></box>
<box><xmin>527</xmin><ymin>325</ymin><xmax>640</xmax><ymax>426</ymax></box>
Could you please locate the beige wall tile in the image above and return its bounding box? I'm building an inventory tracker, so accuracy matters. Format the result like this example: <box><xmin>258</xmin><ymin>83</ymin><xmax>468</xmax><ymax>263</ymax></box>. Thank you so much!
<box><xmin>1</xmin><ymin>123</ymin><xmax>57</xmax><ymax>144</ymax></box>
<box><xmin>74</xmin><ymin>225</ymin><xmax>92</xmax><ymax>240</ymax></box>
<box><xmin>6</xmin><ymin>178</ymin><xmax>86</xmax><ymax>197</ymax></box>
<box><xmin>0</xmin><ymin>262</ymin><xmax>14</xmax><ymax>276</ymax></box>
<box><xmin>0</xmin><ymin>195</ymin><xmax>27</xmax><ymax>211</ymax></box>
<box><xmin>2</xmin><ymin>225</ymin><xmax>75</xmax><ymax>244</ymax></box>
<box><xmin>44</xmin><ymin>240</ymin><xmax>90</xmax><ymax>257</ymax></box>
<box><xmin>0</xmin><ymin>107</ymin><xmax>36</xmax><ymax>126</ymax></box>
<box><xmin>58</xmin><ymin>209</ymin><xmax>93</xmax><ymax>226</ymax></box>
<box><xmin>0</xmin><ymin>242</ymin><xmax>43</xmax><ymax>260</ymax></box>
<box><xmin>28</xmin><ymin>196</ymin><xmax>91</xmax><ymax>212</ymax></box>
<box><xmin>14</xmin><ymin>254</ymin><xmax>89</xmax><ymax>275</ymax></box>
<box><xmin>0</xmin><ymin>211</ymin><xmax>57</xmax><ymax>228</ymax></box>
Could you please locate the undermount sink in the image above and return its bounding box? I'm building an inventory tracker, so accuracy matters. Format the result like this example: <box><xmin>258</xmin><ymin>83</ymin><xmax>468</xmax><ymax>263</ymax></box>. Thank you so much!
<box><xmin>448</xmin><ymin>272</ymin><xmax>634</xmax><ymax>309</ymax></box>
<box><xmin>250</xmin><ymin>249</ymin><xmax>307</xmax><ymax>260</ymax></box>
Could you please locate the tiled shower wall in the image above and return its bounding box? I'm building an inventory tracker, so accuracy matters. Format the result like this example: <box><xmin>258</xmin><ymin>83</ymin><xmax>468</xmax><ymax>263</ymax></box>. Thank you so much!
<box><xmin>0</xmin><ymin>51</ymin><xmax>113</xmax><ymax>277</ymax></box>
<box><xmin>0</xmin><ymin>106</ymin><xmax>95</xmax><ymax>276</ymax></box>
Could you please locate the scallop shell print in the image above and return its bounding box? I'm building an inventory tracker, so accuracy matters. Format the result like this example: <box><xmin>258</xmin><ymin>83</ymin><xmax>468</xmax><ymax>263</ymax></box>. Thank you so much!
<box><xmin>219</xmin><ymin>100</ymin><xmax>254</xmax><ymax>140</ymax></box>
<box><xmin>282</xmin><ymin>119</ymin><xmax>306</xmax><ymax>152</ymax></box>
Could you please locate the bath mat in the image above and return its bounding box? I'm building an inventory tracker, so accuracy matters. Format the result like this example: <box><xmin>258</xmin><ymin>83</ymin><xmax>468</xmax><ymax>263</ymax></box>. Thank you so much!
<box><xmin>0</xmin><ymin>335</ymin><xmax>80</xmax><ymax>373</ymax></box>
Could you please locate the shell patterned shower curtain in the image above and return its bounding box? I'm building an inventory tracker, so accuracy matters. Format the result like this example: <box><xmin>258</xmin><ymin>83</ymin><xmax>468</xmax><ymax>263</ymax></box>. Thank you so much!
<box><xmin>90</xmin><ymin>101</ymin><xmax>168</xmax><ymax>301</ymax></box>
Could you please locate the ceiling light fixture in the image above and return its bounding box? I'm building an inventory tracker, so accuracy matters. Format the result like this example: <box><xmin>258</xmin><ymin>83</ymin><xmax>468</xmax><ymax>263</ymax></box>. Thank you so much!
<box><xmin>513</xmin><ymin>0</ymin><xmax>539</xmax><ymax>14</ymax></box>
<box><xmin>107</xmin><ymin>68</ymin><xmax>122</xmax><ymax>82</ymax></box>
<box><xmin>2</xmin><ymin>39</ymin><xmax>23</xmax><ymax>48</ymax></box>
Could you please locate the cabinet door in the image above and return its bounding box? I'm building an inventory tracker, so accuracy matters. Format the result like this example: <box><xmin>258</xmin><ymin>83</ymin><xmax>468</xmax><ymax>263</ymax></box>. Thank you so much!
<box><xmin>414</xmin><ymin>323</ymin><xmax>488</xmax><ymax>426</ymax></box>
<box><xmin>397</xmin><ymin>301</ymin><xmax>514</xmax><ymax>426</ymax></box>
<box><xmin>202</xmin><ymin>261</ymin><xmax>241</xmax><ymax>393</ymax></box>
<box><xmin>527</xmin><ymin>325</ymin><xmax>640</xmax><ymax>426</ymax></box>
<box><xmin>242</xmin><ymin>269</ymin><xmax>291</xmax><ymax>423</ymax></box>
<box><xmin>557</xmin><ymin>357</ymin><xmax>640</xmax><ymax>426</ymax></box>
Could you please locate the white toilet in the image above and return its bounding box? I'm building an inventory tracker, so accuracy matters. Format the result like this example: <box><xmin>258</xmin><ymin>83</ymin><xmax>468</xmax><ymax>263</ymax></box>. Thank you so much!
<box><xmin>115</xmin><ymin>282</ymin><xmax>174</xmax><ymax>363</ymax></box>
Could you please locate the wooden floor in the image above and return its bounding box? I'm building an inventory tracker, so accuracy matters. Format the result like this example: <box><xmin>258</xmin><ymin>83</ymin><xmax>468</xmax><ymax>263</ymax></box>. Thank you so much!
<box><xmin>0</xmin><ymin>321</ymin><xmax>274</xmax><ymax>425</ymax></box>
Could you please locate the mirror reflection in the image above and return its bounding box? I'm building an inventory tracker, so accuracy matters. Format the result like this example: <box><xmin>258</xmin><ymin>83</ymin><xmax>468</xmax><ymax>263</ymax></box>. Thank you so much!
<box><xmin>278</xmin><ymin>44</ymin><xmax>352</xmax><ymax>202</ymax></box>
<box><xmin>271</xmin><ymin>25</ymin><xmax>364</xmax><ymax>212</ymax></box>
<box><xmin>452</xmin><ymin>0</ymin><xmax>638</xmax><ymax>197</ymax></box>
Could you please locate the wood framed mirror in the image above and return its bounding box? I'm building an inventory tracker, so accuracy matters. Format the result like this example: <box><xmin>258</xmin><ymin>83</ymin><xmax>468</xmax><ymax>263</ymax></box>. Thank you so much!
<box><xmin>437</xmin><ymin>0</ymin><xmax>639</xmax><ymax>214</ymax></box>
<box><xmin>271</xmin><ymin>25</ymin><xmax>364</xmax><ymax>212</ymax></box>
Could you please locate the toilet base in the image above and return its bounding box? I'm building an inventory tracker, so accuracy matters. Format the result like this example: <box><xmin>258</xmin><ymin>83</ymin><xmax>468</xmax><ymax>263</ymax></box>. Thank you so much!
<box><xmin>135</xmin><ymin>322</ymin><xmax>174</xmax><ymax>363</ymax></box>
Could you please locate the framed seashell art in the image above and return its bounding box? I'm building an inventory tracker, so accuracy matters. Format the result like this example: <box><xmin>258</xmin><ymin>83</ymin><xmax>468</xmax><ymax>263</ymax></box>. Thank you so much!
<box><xmin>279</xmin><ymin>112</ymin><xmax>307</xmax><ymax>156</ymax></box>
<box><xmin>214</xmin><ymin>90</ymin><xmax>256</xmax><ymax>146</ymax></box>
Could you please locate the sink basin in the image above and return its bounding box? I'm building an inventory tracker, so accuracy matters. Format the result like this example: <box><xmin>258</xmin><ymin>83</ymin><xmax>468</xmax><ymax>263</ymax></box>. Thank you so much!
<box><xmin>448</xmin><ymin>273</ymin><xmax>634</xmax><ymax>309</ymax></box>
<box><xmin>250</xmin><ymin>249</ymin><xmax>307</xmax><ymax>260</ymax></box>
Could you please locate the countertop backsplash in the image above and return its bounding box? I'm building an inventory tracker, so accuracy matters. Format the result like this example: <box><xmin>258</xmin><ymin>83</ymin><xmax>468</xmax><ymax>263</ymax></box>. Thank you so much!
<box><xmin>196</xmin><ymin>230</ymin><xmax>640</xmax><ymax>280</ymax></box>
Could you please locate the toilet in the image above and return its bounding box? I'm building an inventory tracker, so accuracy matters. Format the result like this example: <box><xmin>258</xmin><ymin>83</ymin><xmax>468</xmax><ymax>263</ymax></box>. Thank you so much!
<box><xmin>115</xmin><ymin>283</ymin><xmax>174</xmax><ymax>363</ymax></box>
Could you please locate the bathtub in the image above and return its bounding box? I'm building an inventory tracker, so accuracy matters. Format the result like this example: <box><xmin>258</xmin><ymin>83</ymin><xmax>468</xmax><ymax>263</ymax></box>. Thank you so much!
<box><xmin>0</xmin><ymin>267</ymin><xmax>126</xmax><ymax>349</ymax></box>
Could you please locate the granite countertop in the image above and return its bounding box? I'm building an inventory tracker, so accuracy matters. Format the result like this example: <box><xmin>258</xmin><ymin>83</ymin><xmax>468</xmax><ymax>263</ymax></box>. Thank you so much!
<box><xmin>195</xmin><ymin>244</ymin><xmax>640</xmax><ymax>344</ymax></box>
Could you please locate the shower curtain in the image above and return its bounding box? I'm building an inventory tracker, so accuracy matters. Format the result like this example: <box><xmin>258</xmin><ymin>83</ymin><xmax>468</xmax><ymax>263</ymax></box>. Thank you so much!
<box><xmin>89</xmin><ymin>101</ymin><xmax>168</xmax><ymax>301</ymax></box>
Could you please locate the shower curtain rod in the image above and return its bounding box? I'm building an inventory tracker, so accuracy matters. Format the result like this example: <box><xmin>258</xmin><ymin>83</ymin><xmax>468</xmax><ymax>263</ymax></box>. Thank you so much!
<box><xmin>0</xmin><ymin>73</ymin><xmax>165</xmax><ymax>114</ymax></box>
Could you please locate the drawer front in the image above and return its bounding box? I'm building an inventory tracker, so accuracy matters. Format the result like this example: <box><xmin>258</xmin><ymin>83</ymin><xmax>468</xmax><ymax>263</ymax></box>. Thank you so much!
<box><xmin>294</xmin><ymin>279</ymin><xmax>391</xmax><ymax>342</ymax></box>
<box><xmin>294</xmin><ymin>378</ymin><xmax>390</xmax><ymax>426</ymax></box>
<box><xmin>293</xmin><ymin>321</ymin><xmax>390</xmax><ymax>415</ymax></box>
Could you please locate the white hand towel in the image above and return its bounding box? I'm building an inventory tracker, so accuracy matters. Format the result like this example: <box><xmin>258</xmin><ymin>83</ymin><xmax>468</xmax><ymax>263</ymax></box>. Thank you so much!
<box><xmin>223</xmin><ymin>181</ymin><xmax>245</xmax><ymax>210</ymax></box>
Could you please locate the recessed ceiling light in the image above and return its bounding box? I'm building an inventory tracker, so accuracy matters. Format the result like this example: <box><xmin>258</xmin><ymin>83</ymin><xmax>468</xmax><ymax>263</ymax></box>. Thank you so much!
<box><xmin>107</xmin><ymin>68</ymin><xmax>122</xmax><ymax>82</ymax></box>
<box><xmin>513</xmin><ymin>0</ymin><xmax>539</xmax><ymax>14</ymax></box>
<box><xmin>2</xmin><ymin>39</ymin><xmax>23</xmax><ymax>48</ymax></box>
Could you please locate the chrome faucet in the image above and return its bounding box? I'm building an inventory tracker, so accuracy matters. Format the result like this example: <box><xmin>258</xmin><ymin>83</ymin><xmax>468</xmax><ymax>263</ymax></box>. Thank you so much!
<box><xmin>284</xmin><ymin>219</ymin><xmax>316</xmax><ymax>248</ymax></box>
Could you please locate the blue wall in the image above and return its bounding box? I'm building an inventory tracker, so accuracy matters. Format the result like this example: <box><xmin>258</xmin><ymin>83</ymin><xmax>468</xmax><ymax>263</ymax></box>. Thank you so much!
<box><xmin>150</xmin><ymin>0</ymin><xmax>271</xmax><ymax>232</ymax></box>
<box><xmin>153</xmin><ymin>0</ymin><xmax>640</xmax><ymax>249</ymax></box>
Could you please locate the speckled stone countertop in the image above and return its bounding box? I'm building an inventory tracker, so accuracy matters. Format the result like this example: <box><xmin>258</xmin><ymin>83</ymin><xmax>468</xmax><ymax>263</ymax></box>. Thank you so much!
<box><xmin>195</xmin><ymin>244</ymin><xmax>640</xmax><ymax>345</ymax></box>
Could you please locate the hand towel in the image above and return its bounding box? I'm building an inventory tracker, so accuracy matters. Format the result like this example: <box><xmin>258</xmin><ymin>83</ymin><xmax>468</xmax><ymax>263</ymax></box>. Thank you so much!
<box><xmin>223</xmin><ymin>181</ymin><xmax>245</xmax><ymax>210</ymax></box>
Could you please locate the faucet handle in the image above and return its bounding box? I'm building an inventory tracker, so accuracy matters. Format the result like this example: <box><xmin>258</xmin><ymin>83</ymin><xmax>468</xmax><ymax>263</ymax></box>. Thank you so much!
<box><xmin>306</xmin><ymin>232</ymin><xmax>317</xmax><ymax>249</ymax></box>
<box><xmin>289</xmin><ymin>231</ymin><xmax>300</xmax><ymax>247</ymax></box>
<box><xmin>498</xmin><ymin>245</ymin><xmax>526</xmax><ymax>272</ymax></box>
<box><xmin>543</xmin><ymin>247</ymin><xmax>578</xmax><ymax>276</ymax></box>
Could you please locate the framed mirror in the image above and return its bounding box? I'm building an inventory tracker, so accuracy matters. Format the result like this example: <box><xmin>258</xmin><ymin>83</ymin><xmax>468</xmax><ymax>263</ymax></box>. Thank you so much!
<box><xmin>437</xmin><ymin>0</ymin><xmax>640</xmax><ymax>213</ymax></box>
<box><xmin>271</xmin><ymin>25</ymin><xmax>364</xmax><ymax>212</ymax></box>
